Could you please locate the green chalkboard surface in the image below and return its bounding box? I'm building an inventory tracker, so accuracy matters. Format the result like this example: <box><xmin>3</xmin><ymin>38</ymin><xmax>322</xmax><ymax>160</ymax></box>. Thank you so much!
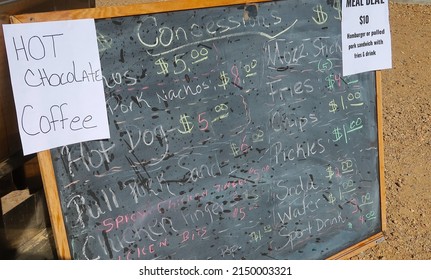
<box><xmin>30</xmin><ymin>0</ymin><xmax>385</xmax><ymax>260</ymax></box>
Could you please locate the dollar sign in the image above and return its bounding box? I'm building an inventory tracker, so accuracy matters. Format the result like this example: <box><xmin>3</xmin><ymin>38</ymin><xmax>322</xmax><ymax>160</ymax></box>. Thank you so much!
<box><xmin>333</xmin><ymin>0</ymin><xmax>342</xmax><ymax>21</ymax></box>
<box><xmin>155</xmin><ymin>58</ymin><xmax>169</xmax><ymax>75</ymax></box>
<box><xmin>326</xmin><ymin>165</ymin><xmax>335</xmax><ymax>180</ymax></box>
<box><xmin>230</xmin><ymin>143</ymin><xmax>241</xmax><ymax>157</ymax></box>
<box><xmin>218</xmin><ymin>71</ymin><xmax>230</xmax><ymax>90</ymax></box>
<box><xmin>328</xmin><ymin>193</ymin><xmax>336</xmax><ymax>205</ymax></box>
<box><xmin>329</xmin><ymin>100</ymin><xmax>338</xmax><ymax>113</ymax></box>
<box><xmin>312</xmin><ymin>5</ymin><xmax>328</xmax><ymax>25</ymax></box>
<box><xmin>178</xmin><ymin>114</ymin><xmax>194</xmax><ymax>134</ymax></box>
<box><xmin>359</xmin><ymin>15</ymin><xmax>369</xmax><ymax>25</ymax></box>
<box><xmin>332</xmin><ymin>127</ymin><xmax>343</xmax><ymax>142</ymax></box>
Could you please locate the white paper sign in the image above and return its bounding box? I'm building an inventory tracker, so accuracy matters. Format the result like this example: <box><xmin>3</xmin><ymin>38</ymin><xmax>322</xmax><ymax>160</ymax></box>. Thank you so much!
<box><xmin>342</xmin><ymin>0</ymin><xmax>392</xmax><ymax>76</ymax></box>
<box><xmin>3</xmin><ymin>19</ymin><xmax>110</xmax><ymax>155</ymax></box>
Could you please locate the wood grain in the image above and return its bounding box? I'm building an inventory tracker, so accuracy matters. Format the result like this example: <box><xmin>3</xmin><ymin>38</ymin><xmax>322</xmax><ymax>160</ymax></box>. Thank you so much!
<box><xmin>37</xmin><ymin>150</ymin><xmax>71</xmax><ymax>260</ymax></box>
<box><xmin>12</xmin><ymin>0</ymin><xmax>269</xmax><ymax>23</ymax></box>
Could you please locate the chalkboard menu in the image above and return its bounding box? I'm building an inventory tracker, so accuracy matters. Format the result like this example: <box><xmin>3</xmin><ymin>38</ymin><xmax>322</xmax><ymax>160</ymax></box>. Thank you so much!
<box><xmin>19</xmin><ymin>0</ymin><xmax>385</xmax><ymax>259</ymax></box>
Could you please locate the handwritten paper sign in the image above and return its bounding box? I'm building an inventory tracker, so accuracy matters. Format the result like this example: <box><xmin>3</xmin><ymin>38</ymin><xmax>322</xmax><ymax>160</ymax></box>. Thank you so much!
<box><xmin>341</xmin><ymin>0</ymin><xmax>392</xmax><ymax>76</ymax></box>
<box><xmin>2</xmin><ymin>19</ymin><xmax>110</xmax><ymax>155</ymax></box>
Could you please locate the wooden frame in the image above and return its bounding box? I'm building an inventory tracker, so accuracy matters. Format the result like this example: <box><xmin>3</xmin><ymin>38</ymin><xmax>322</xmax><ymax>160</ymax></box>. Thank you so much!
<box><xmin>10</xmin><ymin>0</ymin><xmax>386</xmax><ymax>260</ymax></box>
<box><xmin>328</xmin><ymin>70</ymin><xmax>386</xmax><ymax>260</ymax></box>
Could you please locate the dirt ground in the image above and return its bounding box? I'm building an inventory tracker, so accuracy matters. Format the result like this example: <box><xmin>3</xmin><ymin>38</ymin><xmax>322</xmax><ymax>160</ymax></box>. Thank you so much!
<box><xmin>350</xmin><ymin>2</ymin><xmax>431</xmax><ymax>260</ymax></box>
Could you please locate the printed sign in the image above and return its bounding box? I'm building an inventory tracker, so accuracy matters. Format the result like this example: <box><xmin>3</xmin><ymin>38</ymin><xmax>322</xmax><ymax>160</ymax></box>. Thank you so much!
<box><xmin>3</xmin><ymin>19</ymin><xmax>110</xmax><ymax>155</ymax></box>
<box><xmin>342</xmin><ymin>0</ymin><xmax>392</xmax><ymax>76</ymax></box>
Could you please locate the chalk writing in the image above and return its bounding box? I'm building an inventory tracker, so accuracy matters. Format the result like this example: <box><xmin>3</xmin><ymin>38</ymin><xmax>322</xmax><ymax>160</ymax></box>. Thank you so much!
<box><xmin>46</xmin><ymin>0</ymin><xmax>381</xmax><ymax>260</ymax></box>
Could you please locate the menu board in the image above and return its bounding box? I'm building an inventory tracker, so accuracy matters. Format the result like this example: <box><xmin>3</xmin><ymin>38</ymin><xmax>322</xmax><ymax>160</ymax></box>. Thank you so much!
<box><xmin>14</xmin><ymin>0</ymin><xmax>385</xmax><ymax>260</ymax></box>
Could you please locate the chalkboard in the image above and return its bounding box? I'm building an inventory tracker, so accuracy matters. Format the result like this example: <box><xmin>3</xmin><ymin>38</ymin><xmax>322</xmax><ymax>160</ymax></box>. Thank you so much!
<box><xmin>13</xmin><ymin>0</ymin><xmax>386</xmax><ymax>260</ymax></box>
